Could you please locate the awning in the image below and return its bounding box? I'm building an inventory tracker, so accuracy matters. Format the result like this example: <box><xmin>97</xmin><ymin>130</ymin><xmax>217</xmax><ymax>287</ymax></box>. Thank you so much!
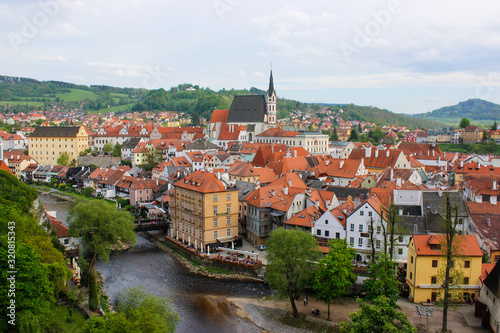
<box><xmin>271</xmin><ymin>211</ymin><xmax>285</xmax><ymax>216</ymax></box>
<box><xmin>217</xmin><ymin>236</ymin><xmax>236</xmax><ymax>243</ymax></box>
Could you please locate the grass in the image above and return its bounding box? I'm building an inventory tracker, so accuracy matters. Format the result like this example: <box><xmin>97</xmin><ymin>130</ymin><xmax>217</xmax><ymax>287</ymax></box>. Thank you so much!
<box><xmin>32</xmin><ymin>184</ymin><xmax>116</xmax><ymax>207</ymax></box>
<box><xmin>57</xmin><ymin>88</ymin><xmax>100</xmax><ymax>101</ymax></box>
<box><xmin>258</xmin><ymin>306</ymin><xmax>339</xmax><ymax>333</ymax></box>
<box><xmin>94</xmin><ymin>103</ymin><xmax>135</xmax><ymax>114</ymax></box>
<box><xmin>0</xmin><ymin>100</ymin><xmax>46</xmax><ymax>107</ymax></box>
<box><xmin>420</xmin><ymin>116</ymin><xmax>496</xmax><ymax>127</ymax></box>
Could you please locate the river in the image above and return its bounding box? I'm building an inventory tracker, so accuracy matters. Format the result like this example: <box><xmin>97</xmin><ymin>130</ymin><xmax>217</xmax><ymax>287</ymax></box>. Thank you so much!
<box><xmin>38</xmin><ymin>192</ymin><xmax>271</xmax><ymax>333</ymax></box>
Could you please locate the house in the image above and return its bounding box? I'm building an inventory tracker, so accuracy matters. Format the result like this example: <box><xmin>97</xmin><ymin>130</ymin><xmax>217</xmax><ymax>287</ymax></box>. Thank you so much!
<box><xmin>130</xmin><ymin>178</ymin><xmax>165</xmax><ymax>206</ymax></box>
<box><xmin>478</xmin><ymin>260</ymin><xmax>500</xmax><ymax>332</ymax></box>
<box><xmin>171</xmin><ymin>170</ymin><xmax>239</xmax><ymax>251</ymax></box>
<box><xmin>406</xmin><ymin>234</ymin><xmax>483</xmax><ymax>303</ymax></box>
<box><xmin>28</xmin><ymin>126</ymin><xmax>89</xmax><ymax>165</ymax></box>
<box><xmin>461</xmin><ymin>126</ymin><xmax>482</xmax><ymax>143</ymax></box>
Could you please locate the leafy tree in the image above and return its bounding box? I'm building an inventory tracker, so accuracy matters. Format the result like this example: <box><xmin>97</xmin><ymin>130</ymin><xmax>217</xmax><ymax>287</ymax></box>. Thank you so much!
<box><xmin>348</xmin><ymin>128</ymin><xmax>359</xmax><ymax>141</ymax></box>
<box><xmin>80</xmin><ymin>287</ymin><xmax>179</xmax><ymax>333</ymax></box>
<box><xmin>69</xmin><ymin>158</ymin><xmax>77</xmax><ymax>167</ymax></box>
<box><xmin>113</xmin><ymin>143</ymin><xmax>122</xmax><ymax>157</ymax></box>
<box><xmin>80</xmin><ymin>148</ymin><xmax>91</xmax><ymax>156</ymax></box>
<box><xmin>364</xmin><ymin>254</ymin><xmax>401</xmax><ymax>307</ymax></box>
<box><xmin>191</xmin><ymin>113</ymin><xmax>200</xmax><ymax>126</ymax></box>
<box><xmin>57</xmin><ymin>151</ymin><xmax>70</xmax><ymax>166</ymax></box>
<box><xmin>331</xmin><ymin>127</ymin><xmax>339</xmax><ymax>141</ymax></box>
<box><xmin>103</xmin><ymin>142</ymin><xmax>114</xmax><ymax>154</ymax></box>
<box><xmin>313</xmin><ymin>239</ymin><xmax>356</xmax><ymax>321</ymax></box>
<box><xmin>459</xmin><ymin>117</ymin><xmax>470</xmax><ymax>129</ymax></box>
<box><xmin>68</xmin><ymin>199</ymin><xmax>136</xmax><ymax>273</ymax></box>
<box><xmin>339</xmin><ymin>295</ymin><xmax>416</xmax><ymax>333</ymax></box>
<box><xmin>265</xmin><ymin>227</ymin><xmax>321</xmax><ymax>317</ymax></box>
<box><xmin>81</xmin><ymin>187</ymin><xmax>95</xmax><ymax>198</ymax></box>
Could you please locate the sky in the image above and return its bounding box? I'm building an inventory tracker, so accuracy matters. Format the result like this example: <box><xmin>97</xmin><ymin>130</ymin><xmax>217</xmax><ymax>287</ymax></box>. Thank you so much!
<box><xmin>2</xmin><ymin>0</ymin><xmax>500</xmax><ymax>115</ymax></box>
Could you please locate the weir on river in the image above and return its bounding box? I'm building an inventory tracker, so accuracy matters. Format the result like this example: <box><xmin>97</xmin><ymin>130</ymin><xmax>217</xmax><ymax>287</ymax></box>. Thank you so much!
<box><xmin>38</xmin><ymin>192</ymin><xmax>271</xmax><ymax>333</ymax></box>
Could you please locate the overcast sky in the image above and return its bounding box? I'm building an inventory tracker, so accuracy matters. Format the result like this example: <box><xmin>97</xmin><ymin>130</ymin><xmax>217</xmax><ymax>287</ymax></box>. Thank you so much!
<box><xmin>2</xmin><ymin>0</ymin><xmax>500</xmax><ymax>114</ymax></box>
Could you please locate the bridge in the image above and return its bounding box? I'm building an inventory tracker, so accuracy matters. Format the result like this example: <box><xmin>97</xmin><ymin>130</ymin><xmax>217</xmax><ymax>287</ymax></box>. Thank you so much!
<box><xmin>134</xmin><ymin>218</ymin><xmax>171</xmax><ymax>232</ymax></box>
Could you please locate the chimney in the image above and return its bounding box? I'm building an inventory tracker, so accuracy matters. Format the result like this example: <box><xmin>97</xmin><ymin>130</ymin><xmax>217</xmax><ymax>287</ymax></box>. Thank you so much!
<box><xmin>491</xmin><ymin>196</ymin><xmax>497</xmax><ymax>205</ymax></box>
<box><xmin>283</xmin><ymin>186</ymin><xmax>288</xmax><ymax>195</ymax></box>
<box><xmin>288</xmin><ymin>179</ymin><xmax>292</xmax><ymax>187</ymax></box>
<box><xmin>326</xmin><ymin>199</ymin><xmax>331</xmax><ymax>209</ymax></box>
<box><xmin>340</xmin><ymin>160</ymin><xmax>344</xmax><ymax>168</ymax></box>
<box><xmin>390</xmin><ymin>169</ymin><xmax>394</xmax><ymax>181</ymax></box>
<box><xmin>271</xmin><ymin>145</ymin><xmax>274</xmax><ymax>153</ymax></box>
<box><xmin>325</xmin><ymin>160</ymin><xmax>329</xmax><ymax>166</ymax></box>
<box><xmin>386</xmin><ymin>150</ymin><xmax>389</xmax><ymax>157</ymax></box>
<box><xmin>494</xmin><ymin>180</ymin><xmax>498</xmax><ymax>191</ymax></box>
<box><xmin>255</xmin><ymin>180</ymin><xmax>260</xmax><ymax>190</ymax></box>
<box><xmin>375</xmin><ymin>149</ymin><xmax>379</xmax><ymax>158</ymax></box>
<box><xmin>294</xmin><ymin>150</ymin><xmax>297</xmax><ymax>157</ymax></box>
<box><xmin>487</xmin><ymin>218</ymin><xmax>491</xmax><ymax>227</ymax></box>
<box><xmin>156</xmin><ymin>178</ymin><xmax>159</xmax><ymax>186</ymax></box>
<box><xmin>314</xmin><ymin>200</ymin><xmax>320</xmax><ymax>209</ymax></box>
<box><xmin>460</xmin><ymin>161</ymin><xmax>464</xmax><ymax>168</ymax></box>
<box><xmin>396</xmin><ymin>177</ymin><xmax>402</xmax><ymax>187</ymax></box>
<box><xmin>365</xmin><ymin>147</ymin><xmax>371</xmax><ymax>158</ymax></box>
<box><xmin>432</xmin><ymin>150</ymin><xmax>435</xmax><ymax>156</ymax></box>
<box><xmin>215</xmin><ymin>171</ymin><xmax>221</xmax><ymax>180</ymax></box>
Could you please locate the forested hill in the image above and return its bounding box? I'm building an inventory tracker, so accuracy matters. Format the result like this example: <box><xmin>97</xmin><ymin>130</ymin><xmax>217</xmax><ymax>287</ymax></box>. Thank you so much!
<box><xmin>413</xmin><ymin>98</ymin><xmax>500</xmax><ymax>123</ymax></box>
<box><xmin>1</xmin><ymin>75</ymin><xmax>439</xmax><ymax>128</ymax></box>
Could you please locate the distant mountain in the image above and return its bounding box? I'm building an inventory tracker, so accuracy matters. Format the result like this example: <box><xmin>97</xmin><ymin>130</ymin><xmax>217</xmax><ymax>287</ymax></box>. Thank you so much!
<box><xmin>413</xmin><ymin>99</ymin><xmax>500</xmax><ymax>123</ymax></box>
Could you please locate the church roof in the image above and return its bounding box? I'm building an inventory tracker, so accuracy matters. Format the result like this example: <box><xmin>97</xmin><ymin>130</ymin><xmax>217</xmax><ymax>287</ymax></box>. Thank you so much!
<box><xmin>227</xmin><ymin>95</ymin><xmax>266</xmax><ymax>123</ymax></box>
<box><xmin>268</xmin><ymin>70</ymin><xmax>275</xmax><ymax>96</ymax></box>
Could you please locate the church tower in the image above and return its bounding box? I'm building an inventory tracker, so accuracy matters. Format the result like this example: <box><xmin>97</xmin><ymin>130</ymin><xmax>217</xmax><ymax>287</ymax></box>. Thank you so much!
<box><xmin>266</xmin><ymin>69</ymin><xmax>277</xmax><ymax>124</ymax></box>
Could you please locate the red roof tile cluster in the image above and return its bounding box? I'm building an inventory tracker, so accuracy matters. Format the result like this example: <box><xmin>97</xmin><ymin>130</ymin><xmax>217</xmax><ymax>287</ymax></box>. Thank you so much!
<box><xmin>412</xmin><ymin>234</ymin><xmax>482</xmax><ymax>257</ymax></box>
<box><xmin>174</xmin><ymin>170</ymin><xmax>227</xmax><ymax>193</ymax></box>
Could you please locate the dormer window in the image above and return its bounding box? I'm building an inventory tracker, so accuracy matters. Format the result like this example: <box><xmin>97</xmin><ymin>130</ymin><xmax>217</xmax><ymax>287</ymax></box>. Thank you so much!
<box><xmin>430</xmin><ymin>244</ymin><xmax>441</xmax><ymax>250</ymax></box>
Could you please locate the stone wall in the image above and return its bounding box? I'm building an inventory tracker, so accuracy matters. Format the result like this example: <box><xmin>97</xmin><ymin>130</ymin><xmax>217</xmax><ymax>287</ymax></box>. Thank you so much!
<box><xmin>78</xmin><ymin>156</ymin><xmax>121</xmax><ymax>168</ymax></box>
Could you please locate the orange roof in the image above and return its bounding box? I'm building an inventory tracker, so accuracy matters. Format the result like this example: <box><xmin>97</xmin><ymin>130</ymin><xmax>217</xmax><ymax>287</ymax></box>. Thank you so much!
<box><xmin>285</xmin><ymin>206</ymin><xmax>323</xmax><ymax>228</ymax></box>
<box><xmin>174</xmin><ymin>170</ymin><xmax>227</xmax><ymax>193</ymax></box>
<box><xmin>227</xmin><ymin>161</ymin><xmax>255</xmax><ymax>177</ymax></box>
<box><xmin>0</xmin><ymin>160</ymin><xmax>13</xmax><ymax>175</ymax></box>
<box><xmin>412</xmin><ymin>235</ymin><xmax>482</xmax><ymax>257</ymax></box>
<box><xmin>253</xmin><ymin>167</ymin><xmax>277</xmax><ymax>184</ymax></box>
<box><xmin>209</xmin><ymin>109</ymin><xmax>229</xmax><ymax>123</ymax></box>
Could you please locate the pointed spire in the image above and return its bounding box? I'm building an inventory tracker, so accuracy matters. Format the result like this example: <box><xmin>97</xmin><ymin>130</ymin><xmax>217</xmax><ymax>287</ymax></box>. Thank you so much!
<box><xmin>268</xmin><ymin>68</ymin><xmax>275</xmax><ymax>96</ymax></box>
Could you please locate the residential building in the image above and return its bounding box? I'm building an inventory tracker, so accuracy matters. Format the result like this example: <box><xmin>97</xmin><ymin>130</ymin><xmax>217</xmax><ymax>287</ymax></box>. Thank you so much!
<box><xmin>406</xmin><ymin>234</ymin><xmax>483</xmax><ymax>303</ymax></box>
<box><xmin>28</xmin><ymin>126</ymin><xmax>89</xmax><ymax>165</ymax></box>
<box><xmin>171</xmin><ymin>171</ymin><xmax>239</xmax><ymax>251</ymax></box>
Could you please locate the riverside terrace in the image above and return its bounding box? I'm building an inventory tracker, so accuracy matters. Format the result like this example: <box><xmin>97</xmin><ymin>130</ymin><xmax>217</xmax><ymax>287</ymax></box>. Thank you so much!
<box><xmin>164</xmin><ymin>235</ymin><xmax>262</xmax><ymax>270</ymax></box>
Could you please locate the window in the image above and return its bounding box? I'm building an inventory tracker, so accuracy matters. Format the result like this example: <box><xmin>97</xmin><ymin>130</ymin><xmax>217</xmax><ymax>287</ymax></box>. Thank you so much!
<box><xmin>214</xmin><ymin>194</ymin><xmax>218</xmax><ymax>202</ymax></box>
<box><xmin>358</xmin><ymin>238</ymin><xmax>363</xmax><ymax>246</ymax></box>
<box><xmin>449</xmin><ymin>277</ymin><xmax>454</xmax><ymax>284</ymax></box>
<box><xmin>368</xmin><ymin>211</ymin><xmax>373</xmax><ymax>217</ymax></box>
<box><xmin>227</xmin><ymin>193</ymin><xmax>231</xmax><ymax>201</ymax></box>
<box><xmin>227</xmin><ymin>229</ymin><xmax>231</xmax><ymax>236</ymax></box>
<box><xmin>432</xmin><ymin>260</ymin><xmax>438</xmax><ymax>268</ymax></box>
<box><xmin>399</xmin><ymin>236</ymin><xmax>404</xmax><ymax>242</ymax></box>
<box><xmin>317</xmin><ymin>229</ymin><xmax>321</xmax><ymax>236</ymax></box>
<box><xmin>325</xmin><ymin>230</ymin><xmax>330</xmax><ymax>237</ymax></box>
<box><xmin>325</xmin><ymin>219</ymin><xmax>329</xmax><ymax>225</ymax></box>
<box><xmin>350</xmin><ymin>224</ymin><xmax>355</xmax><ymax>231</ymax></box>
<box><xmin>214</xmin><ymin>218</ymin><xmax>218</xmax><ymax>227</ymax></box>
<box><xmin>465</xmin><ymin>260</ymin><xmax>470</xmax><ymax>268</ymax></box>
<box><xmin>214</xmin><ymin>206</ymin><xmax>218</xmax><ymax>214</ymax></box>
<box><xmin>359</xmin><ymin>225</ymin><xmax>363</xmax><ymax>232</ymax></box>
<box><xmin>464</xmin><ymin>277</ymin><xmax>469</xmax><ymax>285</ymax></box>
<box><xmin>226</xmin><ymin>217</ymin><xmax>231</xmax><ymax>225</ymax></box>
<box><xmin>349</xmin><ymin>237</ymin><xmax>354</xmax><ymax>245</ymax></box>
<box><xmin>376</xmin><ymin>226</ymin><xmax>381</xmax><ymax>234</ymax></box>
<box><xmin>226</xmin><ymin>205</ymin><xmax>231</xmax><ymax>213</ymax></box>
<box><xmin>410</xmin><ymin>272</ymin><xmax>413</xmax><ymax>280</ymax></box>
<box><xmin>360</xmin><ymin>211</ymin><xmax>364</xmax><ymax>216</ymax></box>
<box><xmin>398</xmin><ymin>248</ymin><xmax>403</xmax><ymax>255</ymax></box>
<box><xmin>431</xmin><ymin>276</ymin><xmax>437</xmax><ymax>284</ymax></box>
<box><xmin>336</xmin><ymin>232</ymin><xmax>340</xmax><ymax>239</ymax></box>
<box><xmin>214</xmin><ymin>231</ymin><xmax>218</xmax><ymax>239</ymax></box>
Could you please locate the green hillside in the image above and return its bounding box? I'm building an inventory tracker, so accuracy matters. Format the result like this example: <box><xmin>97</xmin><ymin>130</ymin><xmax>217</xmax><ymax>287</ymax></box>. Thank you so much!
<box><xmin>0</xmin><ymin>75</ymin><xmax>440</xmax><ymax>129</ymax></box>
<box><xmin>413</xmin><ymin>98</ymin><xmax>500</xmax><ymax>125</ymax></box>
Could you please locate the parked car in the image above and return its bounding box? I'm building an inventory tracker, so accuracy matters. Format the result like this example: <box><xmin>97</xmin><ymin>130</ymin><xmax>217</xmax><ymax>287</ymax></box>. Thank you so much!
<box><xmin>258</xmin><ymin>245</ymin><xmax>266</xmax><ymax>251</ymax></box>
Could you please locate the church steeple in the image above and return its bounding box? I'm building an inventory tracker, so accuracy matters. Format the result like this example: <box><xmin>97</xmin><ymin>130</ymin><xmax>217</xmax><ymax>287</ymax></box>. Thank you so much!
<box><xmin>266</xmin><ymin>68</ymin><xmax>277</xmax><ymax>125</ymax></box>
<box><xmin>268</xmin><ymin>69</ymin><xmax>275</xmax><ymax>96</ymax></box>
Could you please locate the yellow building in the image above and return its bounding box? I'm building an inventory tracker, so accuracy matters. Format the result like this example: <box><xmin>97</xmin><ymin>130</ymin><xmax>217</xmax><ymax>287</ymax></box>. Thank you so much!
<box><xmin>172</xmin><ymin>170</ymin><xmax>239</xmax><ymax>252</ymax></box>
<box><xmin>28</xmin><ymin>126</ymin><xmax>89</xmax><ymax>165</ymax></box>
<box><xmin>406</xmin><ymin>235</ymin><xmax>483</xmax><ymax>303</ymax></box>
<box><xmin>227</xmin><ymin>161</ymin><xmax>259</xmax><ymax>183</ymax></box>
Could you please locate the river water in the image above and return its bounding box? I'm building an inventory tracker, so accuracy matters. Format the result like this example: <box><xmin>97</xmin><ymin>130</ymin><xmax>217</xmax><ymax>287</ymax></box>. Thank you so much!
<box><xmin>38</xmin><ymin>192</ymin><xmax>271</xmax><ymax>333</ymax></box>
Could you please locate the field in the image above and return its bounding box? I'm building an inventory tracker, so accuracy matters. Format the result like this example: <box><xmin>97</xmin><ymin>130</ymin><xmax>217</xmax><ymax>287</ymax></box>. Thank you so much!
<box><xmin>417</xmin><ymin>116</ymin><xmax>495</xmax><ymax>128</ymax></box>
<box><xmin>56</xmin><ymin>88</ymin><xmax>100</xmax><ymax>101</ymax></box>
<box><xmin>0</xmin><ymin>100</ymin><xmax>45</xmax><ymax>107</ymax></box>
<box><xmin>94</xmin><ymin>103</ymin><xmax>135</xmax><ymax>114</ymax></box>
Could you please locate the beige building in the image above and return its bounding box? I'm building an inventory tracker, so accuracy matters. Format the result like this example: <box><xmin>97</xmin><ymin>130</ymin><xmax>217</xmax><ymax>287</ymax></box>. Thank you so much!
<box><xmin>255</xmin><ymin>128</ymin><xmax>329</xmax><ymax>155</ymax></box>
<box><xmin>172</xmin><ymin>170</ymin><xmax>239</xmax><ymax>252</ymax></box>
<box><xmin>29</xmin><ymin>126</ymin><xmax>89</xmax><ymax>165</ymax></box>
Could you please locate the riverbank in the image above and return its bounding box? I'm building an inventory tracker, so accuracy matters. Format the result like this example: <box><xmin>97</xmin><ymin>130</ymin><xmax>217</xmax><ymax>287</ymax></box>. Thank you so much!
<box><xmin>141</xmin><ymin>231</ymin><xmax>266</xmax><ymax>283</ymax></box>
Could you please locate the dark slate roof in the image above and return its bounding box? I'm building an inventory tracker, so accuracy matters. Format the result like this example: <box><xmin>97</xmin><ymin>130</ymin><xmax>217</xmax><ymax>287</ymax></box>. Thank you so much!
<box><xmin>187</xmin><ymin>138</ymin><xmax>218</xmax><ymax>150</ymax></box>
<box><xmin>399</xmin><ymin>216</ymin><xmax>427</xmax><ymax>235</ymax></box>
<box><xmin>227</xmin><ymin>95</ymin><xmax>266</xmax><ymax>123</ymax></box>
<box><xmin>324</xmin><ymin>186</ymin><xmax>370</xmax><ymax>200</ymax></box>
<box><xmin>235</xmin><ymin>180</ymin><xmax>257</xmax><ymax>201</ymax></box>
<box><xmin>422</xmin><ymin>192</ymin><xmax>468</xmax><ymax>217</ymax></box>
<box><xmin>30</xmin><ymin>126</ymin><xmax>81</xmax><ymax>137</ymax></box>
<box><xmin>268</xmin><ymin>70</ymin><xmax>275</xmax><ymax>96</ymax></box>
<box><xmin>484</xmin><ymin>260</ymin><xmax>500</xmax><ymax>297</ymax></box>
<box><xmin>122</xmin><ymin>137</ymin><xmax>141</xmax><ymax>149</ymax></box>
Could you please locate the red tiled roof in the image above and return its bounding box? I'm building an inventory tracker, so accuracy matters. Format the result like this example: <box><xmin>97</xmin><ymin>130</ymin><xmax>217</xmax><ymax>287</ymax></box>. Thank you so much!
<box><xmin>209</xmin><ymin>109</ymin><xmax>229</xmax><ymax>123</ymax></box>
<box><xmin>174</xmin><ymin>170</ymin><xmax>226</xmax><ymax>193</ymax></box>
<box><xmin>412</xmin><ymin>235</ymin><xmax>482</xmax><ymax>257</ymax></box>
<box><xmin>285</xmin><ymin>206</ymin><xmax>322</xmax><ymax>228</ymax></box>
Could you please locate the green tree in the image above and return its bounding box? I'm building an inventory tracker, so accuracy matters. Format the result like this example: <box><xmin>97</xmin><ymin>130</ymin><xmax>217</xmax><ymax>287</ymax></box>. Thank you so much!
<box><xmin>364</xmin><ymin>254</ymin><xmax>401</xmax><ymax>307</ymax></box>
<box><xmin>313</xmin><ymin>239</ymin><xmax>356</xmax><ymax>321</ymax></box>
<box><xmin>57</xmin><ymin>151</ymin><xmax>70</xmax><ymax>166</ymax></box>
<box><xmin>103</xmin><ymin>142</ymin><xmax>114</xmax><ymax>154</ymax></box>
<box><xmin>191</xmin><ymin>113</ymin><xmax>200</xmax><ymax>126</ymax></box>
<box><xmin>113</xmin><ymin>143</ymin><xmax>122</xmax><ymax>157</ymax></box>
<box><xmin>68</xmin><ymin>199</ymin><xmax>136</xmax><ymax>273</ymax></box>
<box><xmin>80</xmin><ymin>287</ymin><xmax>179</xmax><ymax>333</ymax></box>
<box><xmin>492</xmin><ymin>120</ymin><xmax>498</xmax><ymax>131</ymax></box>
<box><xmin>265</xmin><ymin>227</ymin><xmax>321</xmax><ymax>317</ymax></box>
<box><xmin>331</xmin><ymin>127</ymin><xmax>339</xmax><ymax>141</ymax></box>
<box><xmin>81</xmin><ymin>187</ymin><xmax>95</xmax><ymax>198</ymax></box>
<box><xmin>339</xmin><ymin>295</ymin><xmax>416</xmax><ymax>333</ymax></box>
<box><xmin>459</xmin><ymin>118</ymin><xmax>470</xmax><ymax>129</ymax></box>
<box><xmin>348</xmin><ymin>128</ymin><xmax>359</xmax><ymax>141</ymax></box>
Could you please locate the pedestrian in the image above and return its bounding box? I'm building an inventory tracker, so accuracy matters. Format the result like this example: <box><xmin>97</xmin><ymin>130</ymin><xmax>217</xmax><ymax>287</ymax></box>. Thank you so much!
<box><xmin>304</xmin><ymin>297</ymin><xmax>308</xmax><ymax>306</ymax></box>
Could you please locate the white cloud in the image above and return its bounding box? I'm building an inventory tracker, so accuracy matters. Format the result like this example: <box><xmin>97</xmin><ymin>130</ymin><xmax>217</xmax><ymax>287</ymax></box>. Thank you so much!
<box><xmin>40</xmin><ymin>55</ymin><xmax>68</xmax><ymax>63</ymax></box>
